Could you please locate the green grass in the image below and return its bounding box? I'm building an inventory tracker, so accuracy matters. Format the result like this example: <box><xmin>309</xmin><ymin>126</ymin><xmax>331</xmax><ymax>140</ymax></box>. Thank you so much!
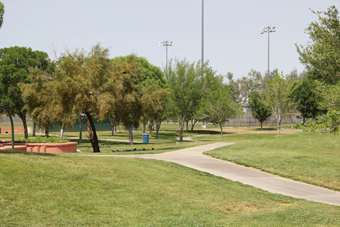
<box><xmin>205</xmin><ymin>132</ymin><xmax>340</xmax><ymax>191</ymax></box>
<box><xmin>1</xmin><ymin>151</ymin><xmax>340</xmax><ymax>226</ymax></box>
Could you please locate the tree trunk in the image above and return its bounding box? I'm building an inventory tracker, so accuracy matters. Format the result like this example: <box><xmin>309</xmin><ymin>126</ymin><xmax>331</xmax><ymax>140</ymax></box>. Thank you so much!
<box><xmin>186</xmin><ymin>121</ymin><xmax>189</xmax><ymax>130</ymax></box>
<box><xmin>79</xmin><ymin>117</ymin><xmax>83</xmax><ymax>143</ymax></box>
<box><xmin>260</xmin><ymin>121</ymin><xmax>263</xmax><ymax>130</ymax></box>
<box><xmin>33</xmin><ymin>121</ymin><xmax>36</xmax><ymax>137</ymax></box>
<box><xmin>190</xmin><ymin>119</ymin><xmax>197</xmax><ymax>132</ymax></box>
<box><xmin>148</xmin><ymin>122</ymin><xmax>154</xmax><ymax>137</ymax></box>
<box><xmin>128</xmin><ymin>125</ymin><xmax>133</xmax><ymax>145</ymax></box>
<box><xmin>18</xmin><ymin>113</ymin><xmax>28</xmax><ymax>139</ymax></box>
<box><xmin>179</xmin><ymin>120</ymin><xmax>184</xmax><ymax>141</ymax></box>
<box><xmin>277</xmin><ymin>117</ymin><xmax>282</xmax><ymax>136</ymax></box>
<box><xmin>302</xmin><ymin>115</ymin><xmax>306</xmax><ymax>126</ymax></box>
<box><xmin>219</xmin><ymin>122</ymin><xmax>223</xmax><ymax>141</ymax></box>
<box><xmin>155</xmin><ymin>121</ymin><xmax>161</xmax><ymax>139</ymax></box>
<box><xmin>143</xmin><ymin>123</ymin><xmax>146</xmax><ymax>133</ymax></box>
<box><xmin>85</xmin><ymin>111</ymin><xmax>100</xmax><ymax>153</ymax></box>
<box><xmin>59</xmin><ymin>123</ymin><xmax>64</xmax><ymax>139</ymax></box>
<box><xmin>110</xmin><ymin>119</ymin><xmax>115</xmax><ymax>136</ymax></box>
<box><xmin>45</xmin><ymin>129</ymin><xmax>49</xmax><ymax>138</ymax></box>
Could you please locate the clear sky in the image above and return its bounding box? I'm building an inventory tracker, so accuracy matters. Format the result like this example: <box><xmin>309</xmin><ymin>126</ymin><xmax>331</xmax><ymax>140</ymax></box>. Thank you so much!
<box><xmin>0</xmin><ymin>0</ymin><xmax>339</xmax><ymax>79</ymax></box>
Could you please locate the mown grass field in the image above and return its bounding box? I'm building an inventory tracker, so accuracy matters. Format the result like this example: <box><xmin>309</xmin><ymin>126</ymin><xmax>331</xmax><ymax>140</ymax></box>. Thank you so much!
<box><xmin>1</xmin><ymin>126</ymin><xmax>340</xmax><ymax>226</ymax></box>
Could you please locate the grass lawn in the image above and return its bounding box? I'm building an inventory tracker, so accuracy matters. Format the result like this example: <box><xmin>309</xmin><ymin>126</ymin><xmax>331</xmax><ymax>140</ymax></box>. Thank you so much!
<box><xmin>204</xmin><ymin>132</ymin><xmax>340</xmax><ymax>191</ymax></box>
<box><xmin>1</xmin><ymin>151</ymin><xmax>340</xmax><ymax>226</ymax></box>
<box><xmin>1</xmin><ymin>127</ymin><xmax>340</xmax><ymax>225</ymax></box>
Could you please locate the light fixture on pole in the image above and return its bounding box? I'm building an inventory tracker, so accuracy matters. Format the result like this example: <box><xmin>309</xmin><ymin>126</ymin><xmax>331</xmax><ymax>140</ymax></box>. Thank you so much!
<box><xmin>261</xmin><ymin>26</ymin><xmax>276</xmax><ymax>78</ymax></box>
<box><xmin>159</xmin><ymin>40</ymin><xmax>173</xmax><ymax>75</ymax></box>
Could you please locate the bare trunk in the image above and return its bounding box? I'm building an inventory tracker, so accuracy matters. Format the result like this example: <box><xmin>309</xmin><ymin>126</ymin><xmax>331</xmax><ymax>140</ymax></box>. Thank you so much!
<box><xmin>79</xmin><ymin>117</ymin><xmax>83</xmax><ymax>143</ymax></box>
<box><xmin>190</xmin><ymin>119</ymin><xmax>197</xmax><ymax>132</ymax></box>
<box><xmin>179</xmin><ymin>120</ymin><xmax>184</xmax><ymax>141</ymax></box>
<box><xmin>219</xmin><ymin>122</ymin><xmax>223</xmax><ymax>141</ymax></box>
<box><xmin>186</xmin><ymin>121</ymin><xmax>189</xmax><ymax>130</ymax></box>
<box><xmin>148</xmin><ymin>122</ymin><xmax>154</xmax><ymax>137</ymax></box>
<box><xmin>155</xmin><ymin>121</ymin><xmax>161</xmax><ymax>139</ymax></box>
<box><xmin>45</xmin><ymin>129</ymin><xmax>49</xmax><ymax>138</ymax></box>
<box><xmin>18</xmin><ymin>113</ymin><xmax>28</xmax><ymax>139</ymax></box>
<box><xmin>128</xmin><ymin>126</ymin><xmax>133</xmax><ymax>145</ymax></box>
<box><xmin>261</xmin><ymin>121</ymin><xmax>263</xmax><ymax>130</ymax></box>
<box><xmin>302</xmin><ymin>115</ymin><xmax>306</xmax><ymax>126</ymax></box>
<box><xmin>59</xmin><ymin>123</ymin><xmax>64</xmax><ymax>139</ymax></box>
<box><xmin>143</xmin><ymin>123</ymin><xmax>146</xmax><ymax>133</ymax></box>
<box><xmin>85</xmin><ymin>111</ymin><xmax>100</xmax><ymax>153</ymax></box>
<box><xmin>110</xmin><ymin>119</ymin><xmax>115</xmax><ymax>136</ymax></box>
<box><xmin>33</xmin><ymin>121</ymin><xmax>36</xmax><ymax>137</ymax></box>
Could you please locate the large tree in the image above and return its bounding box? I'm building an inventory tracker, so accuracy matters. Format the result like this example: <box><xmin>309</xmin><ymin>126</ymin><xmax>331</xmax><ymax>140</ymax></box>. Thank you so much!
<box><xmin>53</xmin><ymin>44</ymin><xmax>111</xmax><ymax>152</ymax></box>
<box><xmin>296</xmin><ymin>5</ymin><xmax>340</xmax><ymax>85</ymax></box>
<box><xmin>265</xmin><ymin>73</ymin><xmax>295</xmax><ymax>135</ymax></box>
<box><xmin>0</xmin><ymin>46</ymin><xmax>53</xmax><ymax>139</ymax></box>
<box><xmin>166</xmin><ymin>59</ymin><xmax>213</xmax><ymax>141</ymax></box>
<box><xmin>248</xmin><ymin>91</ymin><xmax>272</xmax><ymax>130</ymax></box>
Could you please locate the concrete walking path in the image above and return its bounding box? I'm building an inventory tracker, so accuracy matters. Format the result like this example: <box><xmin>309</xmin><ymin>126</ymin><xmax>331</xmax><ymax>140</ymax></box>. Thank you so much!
<box><xmin>90</xmin><ymin>142</ymin><xmax>340</xmax><ymax>206</ymax></box>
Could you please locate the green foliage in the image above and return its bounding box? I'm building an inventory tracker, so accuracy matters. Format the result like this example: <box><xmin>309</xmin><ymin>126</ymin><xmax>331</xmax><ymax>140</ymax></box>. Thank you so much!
<box><xmin>265</xmin><ymin>72</ymin><xmax>295</xmax><ymax>135</ymax></box>
<box><xmin>296</xmin><ymin>5</ymin><xmax>340</xmax><ymax>85</ymax></box>
<box><xmin>248</xmin><ymin>91</ymin><xmax>272</xmax><ymax>129</ymax></box>
<box><xmin>303</xmin><ymin>110</ymin><xmax>340</xmax><ymax>134</ymax></box>
<box><xmin>237</xmin><ymin>69</ymin><xmax>265</xmax><ymax>102</ymax></box>
<box><xmin>290</xmin><ymin>78</ymin><xmax>323</xmax><ymax>124</ymax></box>
<box><xmin>166</xmin><ymin>59</ymin><xmax>213</xmax><ymax>140</ymax></box>
<box><xmin>0</xmin><ymin>46</ymin><xmax>52</xmax><ymax>138</ymax></box>
<box><xmin>0</xmin><ymin>2</ymin><xmax>4</xmax><ymax>29</ymax></box>
<box><xmin>198</xmin><ymin>76</ymin><xmax>242</xmax><ymax>140</ymax></box>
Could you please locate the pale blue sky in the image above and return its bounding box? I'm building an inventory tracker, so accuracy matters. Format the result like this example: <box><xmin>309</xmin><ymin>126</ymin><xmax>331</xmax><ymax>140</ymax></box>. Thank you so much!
<box><xmin>0</xmin><ymin>0</ymin><xmax>339</xmax><ymax>79</ymax></box>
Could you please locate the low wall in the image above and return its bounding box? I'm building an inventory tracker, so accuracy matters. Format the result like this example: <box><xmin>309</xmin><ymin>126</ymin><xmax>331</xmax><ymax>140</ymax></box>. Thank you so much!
<box><xmin>0</xmin><ymin>140</ymin><xmax>77</xmax><ymax>153</ymax></box>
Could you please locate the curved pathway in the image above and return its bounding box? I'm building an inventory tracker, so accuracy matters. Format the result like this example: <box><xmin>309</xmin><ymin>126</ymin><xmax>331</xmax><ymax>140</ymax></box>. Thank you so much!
<box><xmin>91</xmin><ymin>143</ymin><xmax>340</xmax><ymax>206</ymax></box>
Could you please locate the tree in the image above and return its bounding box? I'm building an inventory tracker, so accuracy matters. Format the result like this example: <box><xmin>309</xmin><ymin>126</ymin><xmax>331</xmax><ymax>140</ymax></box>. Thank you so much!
<box><xmin>296</xmin><ymin>6</ymin><xmax>340</xmax><ymax>85</ymax></box>
<box><xmin>166</xmin><ymin>59</ymin><xmax>212</xmax><ymax>141</ymax></box>
<box><xmin>19</xmin><ymin>68</ymin><xmax>56</xmax><ymax>137</ymax></box>
<box><xmin>0</xmin><ymin>46</ymin><xmax>53</xmax><ymax>139</ymax></box>
<box><xmin>53</xmin><ymin>44</ymin><xmax>111</xmax><ymax>152</ymax></box>
<box><xmin>265</xmin><ymin>72</ymin><xmax>295</xmax><ymax>135</ymax></box>
<box><xmin>0</xmin><ymin>2</ymin><xmax>4</xmax><ymax>29</ymax></box>
<box><xmin>248</xmin><ymin>91</ymin><xmax>272</xmax><ymax>130</ymax></box>
<box><xmin>198</xmin><ymin>76</ymin><xmax>242</xmax><ymax>141</ymax></box>
<box><xmin>289</xmin><ymin>78</ymin><xmax>323</xmax><ymax>124</ymax></box>
<box><xmin>237</xmin><ymin>69</ymin><xmax>265</xmax><ymax>102</ymax></box>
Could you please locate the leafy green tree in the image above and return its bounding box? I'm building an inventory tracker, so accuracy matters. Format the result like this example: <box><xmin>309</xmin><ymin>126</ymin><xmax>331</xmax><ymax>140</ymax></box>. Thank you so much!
<box><xmin>0</xmin><ymin>2</ymin><xmax>4</xmax><ymax>29</ymax></box>
<box><xmin>53</xmin><ymin>44</ymin><xmax>111</xmax><ymax>152</ymax></box>
<box><xmin>0</xmin><ymin>46</ymin><xmax>53</xmax><ymax>139</ymax></box>
<box><xmin>248</xmin><ymin>91</ymin><xmax>272</xmax><ymax>130</ymax></box>
<box><xmin>198</xmin><ymin>76</ymin><xmax>242</xmax><ymax>141</ymax></box>
<box><xmin>19</xmin><ymin>68</ymin><xmax>56</xmax><ymax>137</ymax></box>
<box><xmin>166</xmin><ymin>59</ymin><xmax>213</xmax><ymax>141</ymax></box>
<box><xmin>296</xmin><ymin>6</ymin><xmax>340</xmax><ymax>85</ymax></box>
<box><xmin>265</xmin><ymin>72</ymin><xmax>295</xmax><ymax>135</ymax></box>
<box><xmin>290</xmin><ymin>78</ymin><xmax>323</xmax><ymax>124</ymax></box>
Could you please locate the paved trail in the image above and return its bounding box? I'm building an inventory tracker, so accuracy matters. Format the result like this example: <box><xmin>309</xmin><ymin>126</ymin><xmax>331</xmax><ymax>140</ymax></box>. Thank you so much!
<box><xmin>89</xmin><ymin>143</ymin><xmax>340</xmax><ymax>206</ymax></box>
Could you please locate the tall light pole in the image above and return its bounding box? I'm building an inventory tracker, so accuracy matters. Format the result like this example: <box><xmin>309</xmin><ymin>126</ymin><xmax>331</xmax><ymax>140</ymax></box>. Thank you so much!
<box><xmin>261</xmin><ymin>26</ymin><xmax>276</xmax><ymax>78</ymax></box>
<box><xmin>201</xmin><ymin>0</ymin><xmax>204</xmax><ymax>76</ymax></box>
<box><xmin>159</xmin><ymin>40</ymin><xmax>173</xmax><ymax>75</ymax></box>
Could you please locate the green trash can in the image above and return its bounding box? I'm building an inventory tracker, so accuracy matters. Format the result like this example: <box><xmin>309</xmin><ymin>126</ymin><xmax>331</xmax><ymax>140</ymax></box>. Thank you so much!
<box><xmin>143</xmin><ymin>133</ymin><xmax>149</xmax><ymax>143</ymax></box>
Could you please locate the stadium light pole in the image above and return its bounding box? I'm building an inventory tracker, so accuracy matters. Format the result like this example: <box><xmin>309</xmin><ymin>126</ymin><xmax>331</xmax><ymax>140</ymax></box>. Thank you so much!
<box><xmin>159</xmin><ymin>41</ymin><xmax>173</xmax><ymax>75</ymax></box>
<box><xmin>261</xmin><ymin>26</ymin><xmax>276</xmax><ymax>78</ymax></box>
<box><xmin>201</xmin><ymin>0</ymin><xmax>204</xmax><ymax>76</ymax></box>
